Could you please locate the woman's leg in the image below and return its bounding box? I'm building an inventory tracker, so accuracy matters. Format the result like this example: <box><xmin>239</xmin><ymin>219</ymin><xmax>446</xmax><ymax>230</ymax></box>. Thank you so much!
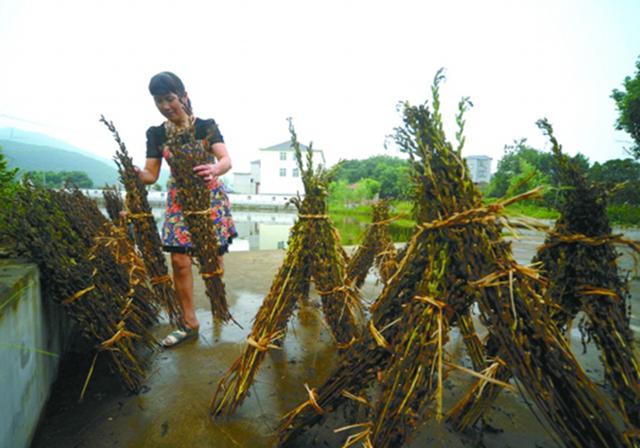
<box><xmin>171</xmin><ymin>252</ymin><xmax>199</xmax><ymax>330</ymax></box>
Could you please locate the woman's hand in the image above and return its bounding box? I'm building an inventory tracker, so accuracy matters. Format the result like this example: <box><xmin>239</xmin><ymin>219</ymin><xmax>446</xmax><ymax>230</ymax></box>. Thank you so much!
<box><xmin>193</xmin><ymin>163</ymin><xmax>219</xmax><ymax>182</ymax></box>
<box><xmin>137</xmin><ymin>159</ymin><xmax>161</xmax><ymax>185</ymax></box>
<box><xmin>133</xmin><ymin>165</ymin><xmax>151</xmax><ymax>183</ymax></box>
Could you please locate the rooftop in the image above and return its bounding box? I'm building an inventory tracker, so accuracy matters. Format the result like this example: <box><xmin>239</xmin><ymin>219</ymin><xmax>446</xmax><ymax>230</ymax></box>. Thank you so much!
<box><xmin>260</xmin><ymin>141</ymin><xmax>326</xmax><ymax>164</ymax></box>
<box><xmin>464</xmin><ymin>155</ymin><xmax>492</xmax><ymax>160</ymax></box>
<box><xmin>260</xmin><ymin>141</ymin><xmax>312</xmax><ymax>152</ymax></box>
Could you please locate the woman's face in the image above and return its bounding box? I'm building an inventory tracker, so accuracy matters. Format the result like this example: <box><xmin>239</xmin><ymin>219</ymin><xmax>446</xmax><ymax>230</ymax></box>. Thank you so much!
<box><xmin>154</xmin><ymin>92</ymin><xmax>189</xmax><ymax>123</ymax></box>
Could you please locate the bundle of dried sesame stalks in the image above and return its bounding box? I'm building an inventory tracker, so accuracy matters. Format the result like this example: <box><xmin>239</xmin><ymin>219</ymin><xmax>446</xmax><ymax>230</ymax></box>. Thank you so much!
<box><xmin>52</xmin><ymin>187</ymin><xmax>160</xmax><ymax>329</ymax></box>
<box><xmin>1</xmin><ymin>185</ymin><xmax>158</xmax><ymax>394</ymax></box>
<box><xmin>277</xmin><ymin>71</ymin><xmax>632</xmax><ymax>448</ymax></box>
<box><xmin>210</xmin><ymin>120</ymin><xmax>364</xmax><ymax>417</ymax></box>
<box><xmin>102</xmin><ymin>184</ymin><xmax>125</xmax><ymax>225</ymax></box>
<box><xmin>163</xmin><ymin>123</ymin><xmax>232</xmax><ymax>323</ymax></box>
<box><xmin>448</xmin><ymin>120</ymin><xmax>640</xmax><ymax>435</ymax></box>
<box><xmin>346</xmin><ymin>200</ymin><xmax>398</xmax><ymax>289</ymax></box>
<box><xmin>101</xmin><ymin>116</ymin><xmax>184</xmax><ymax>328</ymax></box>
<box><xmin>534</xmin><ymin>118</ymin><xmax>640</xmax><ymax>428</ymax></box>
<box><xmin>288</xmin><ymin>120</ymin><xmax>364</xmax><ymax>348</ymax></box>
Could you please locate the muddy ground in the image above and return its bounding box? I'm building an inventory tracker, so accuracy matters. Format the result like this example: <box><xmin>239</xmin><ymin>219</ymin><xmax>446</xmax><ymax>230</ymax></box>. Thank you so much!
<box><xmin>31</xmin><ymin>232</ymin><xmax>639</xmax><ymax>447</ymax></box>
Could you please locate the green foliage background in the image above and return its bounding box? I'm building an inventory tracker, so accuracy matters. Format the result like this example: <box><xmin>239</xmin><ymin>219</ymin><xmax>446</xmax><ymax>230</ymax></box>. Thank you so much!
<box><xmin>0</xmin><ymin>146</ymin><xmax>18</xmax><ymax>194</ymax></box>
<box><xmin>25</xmin><ymin>170</ymin><xmax>94</xmax><ymax>188</ymax></box>
<box><xmin>330</xmin><ymin>155</ymin><xmax>411</xmax><ymax>202</ymax></box>
<box><xmin>484</xmin><ymin>139</ymin><xmax>640</xmax><ymax>225</ymax></box>
<box><xmin>326</xmin><ymin>141</ymin><xmax>640</xmax><ymax>226</ymax></box>
<box><xmin>612</xmin><ymin>56</ymin><xmax>640</xmax><ymax>159</ymax></box>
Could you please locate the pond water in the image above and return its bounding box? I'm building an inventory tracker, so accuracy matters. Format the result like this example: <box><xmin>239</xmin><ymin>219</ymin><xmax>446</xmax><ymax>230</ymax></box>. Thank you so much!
<box><xmin>102</xmin><ymin>206</ymin><xmax>414</xmax><ymax>252</ymax></box>
<box><xmin>103</xmin><ymin>206</ymin><xmax>639</xmax><ymax>253</ymax></box>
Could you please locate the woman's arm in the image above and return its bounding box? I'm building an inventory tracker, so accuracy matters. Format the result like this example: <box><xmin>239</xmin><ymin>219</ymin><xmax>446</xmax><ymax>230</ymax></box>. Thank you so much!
<box><xmin>193</xmin><ymin>142</ymin><xmax>232</xmax><ymax>182</ymax></box>
<box><xmin>137</xmin><ymin>158</ymin><xmax>162</xmax><ymax>185</ymax></box>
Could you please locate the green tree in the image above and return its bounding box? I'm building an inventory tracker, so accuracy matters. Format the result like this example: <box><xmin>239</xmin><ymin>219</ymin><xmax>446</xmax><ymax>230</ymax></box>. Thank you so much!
<box><xmin>353</xmin><ymin>177</ymin><xmax>381</xmax><ymax>200</ymax></box>
<box><xmin>486</xmin><ymin>139</ymin><xmax>555</xmax><ymax>198</ymax></box>
<box><xmin>0</xmin><ymin>146</ymin><xmax>18</xmax><ymax>191</ymax></box>
<box><xmin>507</xmin><ymin>158</ymin><xmax>551</xmax><ymax>197</ymax></box>
<box><xmin>26</xmin><ymin>170</ymin><xmax>93</xmax><ymax>188</ymax></box>
<box><xmin>0</xmin><ymin>147</ymin><xmax>19</xmax><ymax>226</ymax></box>
<box><xmin>589</xmin><ymin>158</ymin><xmax>640</xmax><ymax>205</ymax></box>
<box><xmin>612</xmin><ymin>56</ymin><xmax>640</xmax><ymax>159</ymax></box>
<box><xmin>486</xmin><ymin>138</ymin><xmax>590</xmax><ymax>206</ymax></box>
<box><xmin>328</xmin><ymin>179</ymin><xmax>352</xmax><ymax>205</ymax></box>
<box><xmin>332</xmin><ymin>155</ymin><xmax>411</xmax><ymax>199</ymax></box>
<box><xmin>329</xmin><ymin>177</ymin><xmax>381</xmax><ymax>206</ymax></box>
<box><xmin>62</xmin><ymin>171</ymin><xmax>94</xmax><ymax>188</ymax></box>
<box><xmin>589</xmin><ymin>158</ymin><xmax>640</xmax><ymax>184</ymax></box>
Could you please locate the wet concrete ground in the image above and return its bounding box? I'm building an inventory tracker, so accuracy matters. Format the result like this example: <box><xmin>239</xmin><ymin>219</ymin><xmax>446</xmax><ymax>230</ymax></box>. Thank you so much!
<box><xmin>32</xmin><ymin>232</ymin><xmax>639</xmax><ymax>448</ymax></box>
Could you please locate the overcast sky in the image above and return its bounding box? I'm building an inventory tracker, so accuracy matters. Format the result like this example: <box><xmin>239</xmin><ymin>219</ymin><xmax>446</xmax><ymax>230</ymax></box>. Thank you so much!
<box><xmin>1</xmin><ymin>0</ymin><xmax>639</xmax><ymax>172</ymax></box>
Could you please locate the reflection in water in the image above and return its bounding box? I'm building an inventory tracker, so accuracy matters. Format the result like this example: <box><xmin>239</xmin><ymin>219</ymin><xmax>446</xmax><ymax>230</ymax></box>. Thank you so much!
<box><xmin>100</xmin><ymin>206</ymin><xmax>412</xmax><ymax>251</ymax></box>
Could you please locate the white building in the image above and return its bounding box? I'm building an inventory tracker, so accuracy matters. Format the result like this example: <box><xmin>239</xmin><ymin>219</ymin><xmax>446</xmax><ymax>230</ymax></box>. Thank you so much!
<box><xmin>233</xmin><ymin>142</ymin><xmax>326</xmax><ymax>196</ymax></box>
<box><xmin>465</xmin><ymin>155</ymin><xmax>492</xmax><ymax>184</ymax></box>
<box><xmin>232</xmin><ymin>160</ymin><xmax>261</xmax><ymax>194</ymax></box>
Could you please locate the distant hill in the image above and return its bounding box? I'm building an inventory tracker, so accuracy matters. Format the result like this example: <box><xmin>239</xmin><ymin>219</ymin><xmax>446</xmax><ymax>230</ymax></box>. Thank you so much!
<box><xmin>0</xmin><ymin>127</ymin><xmax>111</xmax><ymax>163</ymax></box>
<box><xmin>0</xmin><ymin>139</ymin><xmax>119</xmax><ymax>186</ymax></box>
<box><xmin>0</xmin><ymin>127</ymin><xmax>170</xmax><ymax>189</ymax></box>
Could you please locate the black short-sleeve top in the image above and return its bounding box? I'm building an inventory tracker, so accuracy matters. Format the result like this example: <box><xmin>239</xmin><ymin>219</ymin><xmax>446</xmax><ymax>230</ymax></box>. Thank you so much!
<box><xmin>145</xmin><ymin>118</ymin><xmax>224</xmax><ymax>159</ymax></box>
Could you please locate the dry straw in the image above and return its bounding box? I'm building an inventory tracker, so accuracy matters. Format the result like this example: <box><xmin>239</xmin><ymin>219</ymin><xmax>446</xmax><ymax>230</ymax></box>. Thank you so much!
<box><xmin>448</xmin><ymin>120</ymin><xmax>640</xmax><ymax>434</ymax></box>
<box><xmin>162</xmin><ymin>121</ymin><xmax>233</xmax><ymax>323</ymax></box>
<box><xmin>277</xmin><ymin>71</ymin><xmax>633</xmax><ymax>448</ymax></box>
<box><xmin>210</xmin><ymin>119</ymin><xmax>364</xmax><ymax>417</ymax></box>
<box><xmin>102</xmin><ymin>184</ymin><xmax>125</xmax><ymax>225</ymax></box>
<box><xmin>534</xmin><ymin>119</ymin><xmax>640</xmax><ymax>428</ymax></box>
<box><xmin>100</xmin><ymin>116</ymin><xmax>184</xmax><ymax>328</ymax></box>
<box><xmin>346</xmin><ymin>200</ymin><xmax>398</xmax><ymax>289</ymax></box>
<box><xmin>1</xmin><ymin>185</ymin><xmax>158</xmax><ymax>395</ymax></box>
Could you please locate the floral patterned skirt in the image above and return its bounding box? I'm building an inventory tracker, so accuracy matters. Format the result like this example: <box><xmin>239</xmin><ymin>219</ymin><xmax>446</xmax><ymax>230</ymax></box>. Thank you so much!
<box><xmin>162</xmin><ymin>177</ymin><xmax>238</xmax><ymax>255</ymax></box>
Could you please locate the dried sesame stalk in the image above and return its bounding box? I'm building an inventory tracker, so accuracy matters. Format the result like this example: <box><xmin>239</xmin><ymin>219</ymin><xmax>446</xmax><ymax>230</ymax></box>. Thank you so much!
<box><xmin>277</xmin><ymin>71</ymin><xmax>632</xmax><ymax>448</ymax></box>
<box><xmin>163</xmin><ymin>124</ymin><xmax>232</xmax><ymax>323</ymax></box>
<box><xmin>211</xmin><ymin>120</ymin><xmax>363</xmax><ymax>417</ymax></box>
<box><xmin>101</xmin><ymin>116</ymin><xmax>184</xmax><ymax>328</ymax></box>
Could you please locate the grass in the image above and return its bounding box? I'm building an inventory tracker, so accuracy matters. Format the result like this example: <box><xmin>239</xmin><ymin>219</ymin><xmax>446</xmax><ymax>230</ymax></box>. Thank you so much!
<box><xmin>501</xmin><ymin>202</ymin><xmax>559</xmax><ymax>220</ymax></box>
<box><xmin>328</xmin><ymin>202</ymin><xmax>372</xmax><ymax>216</ymax></box>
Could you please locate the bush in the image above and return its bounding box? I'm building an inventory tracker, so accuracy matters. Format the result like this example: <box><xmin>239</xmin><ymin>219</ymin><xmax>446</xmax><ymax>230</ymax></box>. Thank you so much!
<box><xmin>329</xmin><ymin>177</ymin><xmax>381</xmax><ymax>208</ymax></box>
<box><xmin>606</xmin><ymin>204</ymin><xmax>640</xmax><ymax>226</ymax></box>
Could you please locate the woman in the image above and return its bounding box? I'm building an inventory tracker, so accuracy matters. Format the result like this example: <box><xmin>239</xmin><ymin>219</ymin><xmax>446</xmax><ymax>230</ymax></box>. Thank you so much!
<box><xmin>136</xmin><ymin>71</ymin><xmax>237</xmax><ymax>347</ymax></box>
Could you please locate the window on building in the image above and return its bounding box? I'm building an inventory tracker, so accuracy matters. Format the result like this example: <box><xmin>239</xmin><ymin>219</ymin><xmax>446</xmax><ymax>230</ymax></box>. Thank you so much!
<box><xmin>280</xmin><ymin>151</ymin><xmax>287</xmax><ymax>161</ymax></box>
<box><xmin>277</xmin><ymin>241</ymin><xmax>285</xmax><ymax>250</ymax></box>
<box><xmin>279</xmin><ymin>168</ymin><xmax>286</xmax><ymax>177</ymax></box>
<box><xmin>292</xmin><ymin>168</ymin><xmax>299</xmax><ymax>177</ymax></box>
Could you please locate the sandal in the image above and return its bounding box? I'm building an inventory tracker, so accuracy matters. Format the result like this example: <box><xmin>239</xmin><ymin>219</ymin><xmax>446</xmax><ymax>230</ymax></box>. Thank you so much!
<box><xmin>162</xmin><ymin>327</ymin><xmax>199</xmax><ymax>348</ymax></box>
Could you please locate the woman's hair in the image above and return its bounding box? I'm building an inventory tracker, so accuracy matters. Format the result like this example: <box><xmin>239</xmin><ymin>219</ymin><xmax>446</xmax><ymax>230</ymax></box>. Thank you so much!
<box><xmin>149</xmin><ymin>71</ymin><xmax>192</xmax><ymax>115</ymax></box>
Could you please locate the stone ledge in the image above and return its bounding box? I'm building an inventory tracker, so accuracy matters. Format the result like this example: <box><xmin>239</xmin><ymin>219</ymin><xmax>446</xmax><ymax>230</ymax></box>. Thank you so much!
<box><xmin>0</xmin><ymin>259</ymin><xmax>73</xmax><ymax>448</ymax></box>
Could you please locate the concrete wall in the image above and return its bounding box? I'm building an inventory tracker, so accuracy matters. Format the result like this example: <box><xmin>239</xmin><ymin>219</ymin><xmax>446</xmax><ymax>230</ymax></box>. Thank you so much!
<box><xmin>228</xmin><ymin>193</ymin><xmax>293</xmax><ymax>209</ymax></box>
<box><xmin>233</xmin><ymin>172</ymin><xmax>253</xmax><ymax>194</ymax></box>
<box><xmin>233</xmin><ymin>160</ymin><xmax>261</xmax><ymax>194</ymax></box>
<box><xmin>0</xmin><ymin>260</ymin><xmax>72</xmax><ymax>448</ymax></box>
<box><xmin>87</xmin><ymin>188</ymin><xmax>297</xmax><ymax>210</ymax></box>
